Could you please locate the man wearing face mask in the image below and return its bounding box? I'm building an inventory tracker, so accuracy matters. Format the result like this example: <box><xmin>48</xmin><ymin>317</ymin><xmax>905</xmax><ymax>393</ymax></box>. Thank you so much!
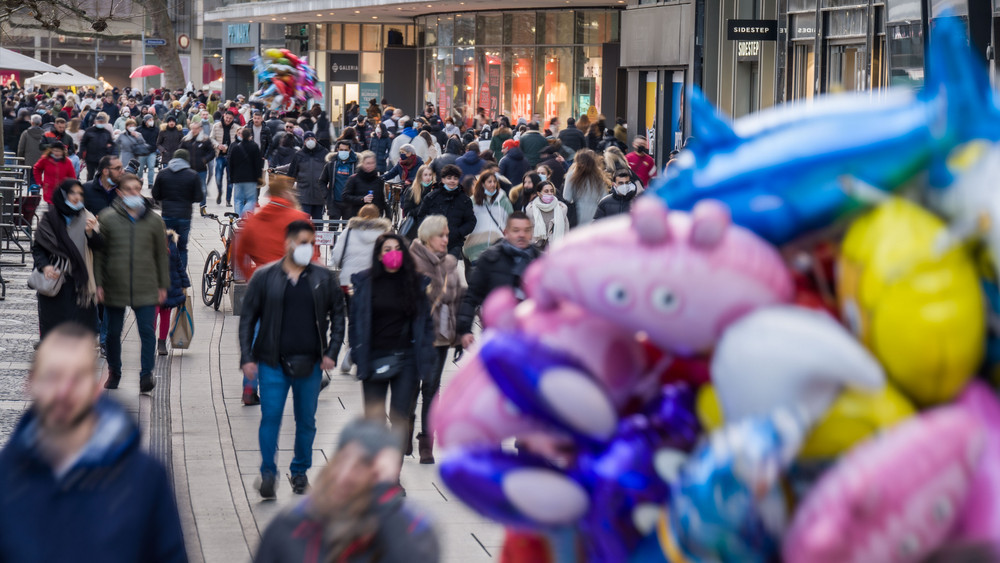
<box><xmin>79</xmin><ymin>112</ymin><xmax>114</xmax><ymax>181</ymax></box>
<box><xmin>413</xmin><ymin>164</ymin><xmax>476</xmax><ymax>259</ymax></box>
<box><xmin>625</xmin><ymin>135</ymin><xmax>656</xmax><ymax>187</ymax></box>
<box><xmin>239</xmin><ymin>220</ymin><xmax>345</xmax><ymax>498</ymax></box>
<box><xmin>287</xmin><ymin>131</ymin><xmax>330</xmax><ymax>221</ymax></box>
<box><xmin>94</xmin><ymin>174</ymin><xmax>169</xmax><ymax>394</ymax></box>
<box><xmin>318</xmin><ymin>139</ymin><xmax>358</xmax><ymax>222</ymax></box>
<box><xmin>594</xmin><ymin>169</ymin><xmax>641</xmax><ymax>221</ymax></box>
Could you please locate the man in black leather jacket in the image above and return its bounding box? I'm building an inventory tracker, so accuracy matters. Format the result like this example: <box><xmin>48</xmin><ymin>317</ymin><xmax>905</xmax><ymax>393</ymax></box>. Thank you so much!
<box><xmin>239</xmin><ymin>220</ymin><xmax>346</xmax><ymax>499</ymax></box>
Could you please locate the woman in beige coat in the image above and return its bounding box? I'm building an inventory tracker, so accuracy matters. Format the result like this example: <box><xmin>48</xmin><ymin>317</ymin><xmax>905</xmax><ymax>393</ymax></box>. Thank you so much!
<box><xmin>408</xmin><ymin>214</ymin><xmax>462</xmax><ymax>464</ymax></box>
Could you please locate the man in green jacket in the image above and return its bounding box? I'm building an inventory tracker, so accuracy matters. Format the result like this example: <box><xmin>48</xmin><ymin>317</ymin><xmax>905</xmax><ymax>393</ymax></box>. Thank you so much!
<box><xmin>94</xmin><ymin>173</ymin><xmax>170</xmax><ymax>393</ymax></box>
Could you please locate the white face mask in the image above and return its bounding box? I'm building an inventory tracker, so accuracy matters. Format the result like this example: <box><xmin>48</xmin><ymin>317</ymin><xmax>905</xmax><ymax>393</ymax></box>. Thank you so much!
<box><xmin>614</xmin><ymin>182</ymin><xmax>635</xmax><ymax>195</ymax></box>
<box><xmin>305</xmin><ymin>140</ymin><xmax>317</xmax><ymax>150</ymax></box>
<box><xmin>127</xmin><ymin>126</ymin><xmax>137</xmax><ymax>133</ymax></box>
<box><xmin>292</xmin><ymin>243</ymin><xmax>313</xmax><ymax>266</ymax></box>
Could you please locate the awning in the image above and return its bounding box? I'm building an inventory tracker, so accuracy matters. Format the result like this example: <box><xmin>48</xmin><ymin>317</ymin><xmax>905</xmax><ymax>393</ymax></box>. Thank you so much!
<box><xmin>25</xmin><ymin>65</ymin><xmax>103</xmax><ymax>88</ymax></box>
<box><xmin>0</xmin><ymin>48</ymin><xmax>65</xmax><ymax>73</ymax></box>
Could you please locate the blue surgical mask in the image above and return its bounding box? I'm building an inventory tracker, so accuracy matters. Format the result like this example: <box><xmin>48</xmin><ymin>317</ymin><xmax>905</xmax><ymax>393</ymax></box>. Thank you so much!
<box><xmin>485</xmin><ymin>188</ymin><xmax>497</xmax><ymax>197</ymax></box>
<box><xmin>538</xmin><ymin>174</ymin><xmax>547</xmax><ymax>182</ymax></box>
<box><xmin>444</xmin><ymin>183</ymin><xmax>458</xmax><ymax>192</ymax></box>
<box><xmin>122</xmin><ymin>194</ymin><xmax>145</xmax><ymax>209</ymax></box>
<box><xmin>338</xmin><ymin>150</ymin><xmax>350</xmax><ymax>160</ymax></box>
<box><xmin>66</xmin><ymin>200</ymin><xmax>84</xmax><ymax>211</ymax></box>
<box><xmin>421</xmin><ymin>181</ymin><xmax>433</xmax><ymax>187</ymax></box>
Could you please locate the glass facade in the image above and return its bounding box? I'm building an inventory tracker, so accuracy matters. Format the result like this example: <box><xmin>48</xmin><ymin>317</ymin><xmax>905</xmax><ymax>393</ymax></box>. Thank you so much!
<box><xmin>417</xmin><ymin>10</ymin><xmax>619</xmax><ymax>127</ymax></box>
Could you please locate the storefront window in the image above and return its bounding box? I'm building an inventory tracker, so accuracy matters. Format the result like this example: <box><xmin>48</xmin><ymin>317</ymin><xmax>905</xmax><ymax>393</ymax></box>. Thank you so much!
<box><xmin>477</xmin><ymin>49</ymin><xmax>503</xmax><ymax>121</ymax></box>
<box><xmin>504</xmin><ymin>47</ymin><xmax>533</xmax><ymax>120</ymax></box>
<box><xmin>436</xmin><ymin>48</ymin><xmax>454</xmax><ymax>115</ymax></box>
<box><xmin>454</xmin><ymin>47</ymin><xmax>476</xmax><ymax>121</ymax></box>
<box><xmin>576</xmin><ymin>11</ymin><xmax>609</xmax><ymax>44</ymax></box>
<box><xmin>579</xmin><ymin>45</ymin><xmax>602</xmax><ymax>120</ymax></box>
<box><xmin>823</xmin><ymin>0</ymin><xmax>866</xmax><ymax>7</ymax></box>
<box><xmin>328</xmin><ymin>24</ymin><xmax>342</xmax><ymax>51</ymax></box>
<box><xmin>361</xmin><ymin>52</ymin><xmax>381</xmax><ymax>82</ymax></box>
<box><xmin>438</xmin><ymin>16</ymin><xmax>455</xmax><ymax>47</ymax></box>
<box><xmin>791</xmin><ymin>14</ymin><xmax>818</xmax><ymax>39</ymax></box>
<box><xmin>424</xmin><ymin>49</ymin><xmax>439</xmax><ymax>107</ymax></box>
<box><xmin>363</xmin><ymin>25</ymin><xmax>381</xmax><ymax>51</ymax></box>
<box><xmin>476</xmin><ymin>14</ymin><xmax>503</xmax><ymax>46</ymax></box>
<box><xmin>538</xmin><ymin>12</ymin><xmax>574</xmax><ymax>44</ymax></box>
<box><xmin>788</xmin><ymin>0</ymin><xmax>817</xmax><ymax>11</ymax></box>
<box><xmin>455</xmin><ymin>14</ymin><xmax>475</xmax><ymax>46</ymax></box>
<box><xmin>344</xmin><ymin>24</ymin><xmax>360</xmax><ymax>51</ymax></box>
<box><xmin>792</xmin><ymin>44</ymin><xmax>816</xmax><ymax>100</ymax></box>
<box><xmin>887</xmin><ymin>22</ymin><xmax>924</xmax><ymax>87</ymax></box>
<box><xmin>536</xmin><ymin>46</ymin><xmax>573</xmax><ymax>122</ymax></box>
<box><xmin>827</xmin><ymin>44</ymin><xmax>866</xmax><ymax>90</ymax></box>
<box><xmin>827</xmin><ymin>8</ymin><xmax>867</xmax><ymax>37</ymax></box>
<box><xmin>504</xmin><ymin>12</ymin><xmax>535</xmax><ymax>45</ymax></box>
<box><xmin>423</xmin><ymin>17</ymin><xmax>438</xmax><ymax>46</ymax></box>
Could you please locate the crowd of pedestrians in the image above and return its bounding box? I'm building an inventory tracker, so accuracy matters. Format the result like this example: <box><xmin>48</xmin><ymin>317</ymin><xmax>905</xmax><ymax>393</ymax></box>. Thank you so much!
<box><xmin>3</xmin><ymin>81</ymin><xmax>666</xmax><ymax>562</ymax></box>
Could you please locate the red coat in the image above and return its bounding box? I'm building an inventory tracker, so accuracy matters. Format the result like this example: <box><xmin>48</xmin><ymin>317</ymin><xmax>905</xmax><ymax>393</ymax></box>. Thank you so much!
<box><xmin>32</xmin><ymin>155</ymin><xmax>77</xmax><ymax>204</ymax></box>
<box><xmin>232</xmin><ymin>196</ymin><xmax>318</xmax><ymax>278</ymax></box>
<box><xmin>626</xmin><ymin>151</ymin><xmax>657</xmax><ymax>187</ymax></box>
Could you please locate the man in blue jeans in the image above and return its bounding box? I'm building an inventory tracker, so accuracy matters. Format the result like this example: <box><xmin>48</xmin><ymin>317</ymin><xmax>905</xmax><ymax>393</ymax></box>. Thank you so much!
<box><xmin>211</xmin><ymin>111</ymin><xmax>238</xmax><ymax>206</ymax></box>
<box><xmin>239</xmin><ymin>220</ymin><xmax>345</xmax><ymax>499</ymax></box>
<box><xmin>151</xmin><ymin>148</ymin><xmax>204</xmax><ymax>269</ymax></box>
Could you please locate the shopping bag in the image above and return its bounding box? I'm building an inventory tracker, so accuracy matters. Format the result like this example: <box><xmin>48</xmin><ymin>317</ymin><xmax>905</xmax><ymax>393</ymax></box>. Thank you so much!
<box><xmin>170</xmin><ymin>296</ymin><xmax>194</xmax><ymax>349</ymax></box>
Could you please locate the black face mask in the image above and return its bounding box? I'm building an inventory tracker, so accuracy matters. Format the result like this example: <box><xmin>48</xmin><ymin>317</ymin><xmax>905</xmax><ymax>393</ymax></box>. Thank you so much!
<box><xmin>636</xmin><ymin>146</ymin><xmax>647</xmax><ymax>154</ymax></box>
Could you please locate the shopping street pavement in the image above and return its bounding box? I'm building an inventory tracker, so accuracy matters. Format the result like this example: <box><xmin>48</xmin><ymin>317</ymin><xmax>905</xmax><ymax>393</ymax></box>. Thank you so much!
<box><xmin>0</xmin><ymin>179</ymin><xmax>502</xmax><ymax>562</ymax></box>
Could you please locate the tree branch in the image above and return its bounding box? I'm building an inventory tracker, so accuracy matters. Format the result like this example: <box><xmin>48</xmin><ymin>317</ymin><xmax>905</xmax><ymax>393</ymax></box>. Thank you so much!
<box><xmin>11</xmin><ymin>22</ymin><xmax>141</xmax><ymax>39</ymax></box>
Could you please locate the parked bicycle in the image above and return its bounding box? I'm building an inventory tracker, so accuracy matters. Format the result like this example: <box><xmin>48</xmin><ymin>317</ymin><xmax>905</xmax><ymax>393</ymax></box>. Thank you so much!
<box><xmin>202</xmin><ymin>212</ymin><xmax>241</xmax><ymax>311</ymax></box>
<box><xmin>384</xmin><ymin>180</ymin><xmax>404</xmax><ymax>231</ymax></box>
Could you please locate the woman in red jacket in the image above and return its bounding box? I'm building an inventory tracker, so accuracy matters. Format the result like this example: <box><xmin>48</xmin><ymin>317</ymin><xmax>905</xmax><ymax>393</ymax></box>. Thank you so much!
<box><xmin>32</xmin><ymin>141</ymin><xmax>76</xmax><ymax>204</ymax></box>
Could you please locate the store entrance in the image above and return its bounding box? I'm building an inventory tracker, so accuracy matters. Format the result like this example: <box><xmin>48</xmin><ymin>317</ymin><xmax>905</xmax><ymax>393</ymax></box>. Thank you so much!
<box><xmin>826</xmin><ymin>43</ymin><xmax>866</xmax><ymax>92</ymax></box>
<box><xmin>329</xmin><ymin>83</ymin><xmax>360</xmax><ymax>131</ymax></box>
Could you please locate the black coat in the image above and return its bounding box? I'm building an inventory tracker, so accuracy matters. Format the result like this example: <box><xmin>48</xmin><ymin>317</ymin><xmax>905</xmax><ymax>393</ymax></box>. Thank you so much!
<box><xmin>239</xmin><ymin>262</ymin><xmax>345</xmax><ymax>367</ymax></box>
<box><xmin>79</xmin><ymin>125</ymin><xmax>114</xmax><ymax>164</ymax></box>
<box><xmin>151</xmin><ymin>162</ymin><xmax>205</xmax><ymax>220</ymax></box>
<box><xmin>557</xmin><ymin>127</ymin><xmax>587</xmax><ymax>152</ymax></box>
<box><xmin>342</xmin><ymin>168</ymin><xmax>387</xmax><ymax>218</ymax></box>
<box><xmin>369</xmin><ymin>134</ymin><xmax>392</xmax><ymax>173</ymax></box>
<box><xmin>348</xmin><ymin>270</ymin><xmax>435</xmax><ymax>382</ymax></box>
<box><xmin>456</xmin><ymin>242</ymin><xmax>541</xmax><ymax>335</ymax></box>
<box><xmin>227</xmin><ymin>140</ymin><xmax>263</xmax><ymax>184</ymax></box>
<box><xmin>415</xmin><ymin>187</ymin><xmax>476</xmax><ymax>253</ymax></box>
<box><xmin>594</xmin><ymin>189</ymin><xmax>639</xmax><ymax>221</ymax></box>
<box><xmin>288</xmin><ymin>145</ymin><xmax>330</xmax><ymax>206</ymax></box>
<box><xmin>498</xmin><ymin>147</ymin><xmax>531</xmax><ymax>188</ymax></box>
<box><xmin>163</xmin><ymin>234</ymin><xmax>191</xmax><ymax>307</ymax></box>
<box><xmin>156</xmin><ymin>127</ymin><xmax>183</xmax><ymax>160</ymax></box>
<box><xmin>179</xmin><ymin>136</ymin><xmax>215</xmax><ymax>173</ymax></box>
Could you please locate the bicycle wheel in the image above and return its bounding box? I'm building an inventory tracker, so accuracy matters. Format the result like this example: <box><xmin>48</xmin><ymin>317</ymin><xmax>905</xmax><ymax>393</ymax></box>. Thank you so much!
<box><xmin>212</xmin><ymin>266</ymin><xmax>226</xmax><ymax>311</ymax></box>
<box><xmin>202</xmin><ymin>250</ymin><xmax>221</xmax><ymax>307</ymax></box>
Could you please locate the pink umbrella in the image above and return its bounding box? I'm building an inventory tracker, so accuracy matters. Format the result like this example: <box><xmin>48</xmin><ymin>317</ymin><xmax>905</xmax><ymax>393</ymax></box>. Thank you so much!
<box><xmin>130</xmin><ymin>64</ymin><xmax>164</xmax><ymax>78</ymax></box>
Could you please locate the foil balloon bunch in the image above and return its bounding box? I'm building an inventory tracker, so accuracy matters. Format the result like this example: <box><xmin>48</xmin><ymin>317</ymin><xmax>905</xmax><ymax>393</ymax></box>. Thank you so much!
<box><xmin>250</xmin><ymin>48</ymin><xmax>321</xmax><ymax>110</ymax></box>
<box><xmin>430</xmin><ymin>12</ymin><xmax>1000</xmax><ymax>563</ymax></box>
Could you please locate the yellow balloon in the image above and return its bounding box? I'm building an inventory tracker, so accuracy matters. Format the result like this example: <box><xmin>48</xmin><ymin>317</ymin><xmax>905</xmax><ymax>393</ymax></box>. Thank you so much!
<box><xmin>838</xmin><ymin>198</ymin><xmax>985</xmax><ymax>406</ymax></box>
<box><xmin>798</xmin><ymin>384</ymin><xmax>916</xmax><ymax>460</ymax></box>
<box><xmin>264</xmin><ymin>48</ymin><xmax>284</xmax><ymax>59</ymax></box>
<box><xmin>695</xmin><ymin>384</ymin><xmax>724</xmax><ymax>432</ymax></box>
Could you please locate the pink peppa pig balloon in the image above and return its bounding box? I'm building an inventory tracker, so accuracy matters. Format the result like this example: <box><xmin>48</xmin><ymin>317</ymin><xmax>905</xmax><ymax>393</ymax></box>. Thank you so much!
<box><xmin>523</xmin><ymin>198</ymin><xmax>794</xmax><ymax>356</ymax></box>
<box><xmin>953</xmin><ymin>381</ymin><xmax>1000</xmax><ymax>546</ymax></box>
<box><xmin>783</xmin><ymin>405</ymin><xmax>985</xmax><ymax>563</ymax></box>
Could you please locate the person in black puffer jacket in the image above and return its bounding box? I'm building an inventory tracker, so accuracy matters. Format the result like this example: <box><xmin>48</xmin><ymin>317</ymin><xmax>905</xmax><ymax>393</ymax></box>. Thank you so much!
<box><xmin>151</xmin><ymin>149</ymin><xmax>204</xmax><ymax>268</ymax></box>
<box><xmin>228</xmin><ymin>130</ymin><xmax>265</xmax><ymax>216</ymax></box>
<box><xmin>557</xmin><ymin>117</ymin><xmax>587</xmax><ymax>152</ymax></box>
<box><xmin>342</xmin><ymin>151</ymin><xmax>388</xmax><ymax>218</ymax></box>
<box><xmin>154</xmin><ymin>230</ymin><xmax>191</xmax><ymax>356</ymax></box>
<box><xmin>288</xmin><ymin>132</ymin><xmax>331</xmax><ymax>221</ymax></box>
<box><xmin>414</xmin><ymin>164</ymin><xmax>475</xmax><ymax>258</ymax></box>
<box><xmin>432</xmin><ymin>137</ymin><xmax>463</xmax><ymax>177</ymax></box>
<box><xmin>594</xmin><ymin>169</ymin><xmax>640</xmax><ymax>221</ymax></box>
<box><xmin>156</xmin><ymin>116</ymin><xmax>183</xmax><ymax>165</ymax></box>
<box><xmin>369</xmin><ymin>123</ymin><xmax>392</xmax><ymax>173</ymax></box>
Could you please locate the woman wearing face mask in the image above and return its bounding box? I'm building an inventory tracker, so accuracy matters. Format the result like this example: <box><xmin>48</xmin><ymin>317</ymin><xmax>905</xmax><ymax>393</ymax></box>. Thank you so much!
<box><xmin>341</xmin><ymin>151</ymin><xmax>388</xmax><ymax>219</ymax></box>
<box><xmin>349</xmin><ymin>234</ymin><xmax>435</xmax><ymax>457</ymax></box>
<box><xmin>462</xmin><ymin>170</ymin><xmax>513</xmax><ymax>263</ymax></box>
<box><xmin>116</xmin><ymin>118</ymin><xmax>145</xmax><ymax>172</ymax></box>
<box><xmin>414</xmin><ymin>164</ymin><xmax>476</xmax><ymax>258</ymax></box>
<box><xmin>525</xmin><ymin>181</ymin><xmax>570</xmax><ymax>249</ymax></box>
<box><xmin>369</xmin><ymin>123</ymin><xmax>392</xmax><ymax>173</ymax></box>
<box><xmin>113</xmin><ymin>108</ymin><xmax>132</xmax><ymax>132</ymax></box>
<box><xmin>32</xmin><ymin>141</ymin><xmax>76</xmax><ymax>204</ymax></box>
<box><xmin>31</xmin><ymin>179</ymin><xmax>103</xmax><ymax>338</ymax></box>
<box><xmin>407</xmin><ymin>215</ymin><xmax>462</xmax><ymax>464</ymax></box>
<box><xmin>509</xmin><ymin>172</ymin><xmax>542</xmax><ymax>212</ymax></box>
<box><xmin>380</xmin><ymin>144</ymin><xmax>424</xmax><ymax>188</ymax></box>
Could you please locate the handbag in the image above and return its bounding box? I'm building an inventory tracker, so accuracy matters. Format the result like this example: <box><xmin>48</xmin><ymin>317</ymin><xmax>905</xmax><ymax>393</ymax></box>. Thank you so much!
<box><xmin>437</xmin><ymin>303</ymin><xmax>456</xmax><ymax>343</ymax></box>
<box><xmin>398</xmin><ymin>215</ymin><xmax>416</xmax><ymax>240</ymax></box>
<box><xmin>169</xmin><ymin>295</ymin><xmax>194</xmax><ymax>349</ymax></box>
<box><xmin>133</xmin><ymin>142</ymin><xmax>154</xmax><ymax>156</ymax></box>
<box><xmin>331</xmin><ymin>228</ymin><xmax>352</xmax><ymax>283</ymax></box>
<box><xmin>281</xmin><ymin>354</ymin><xmax>318</xmax><ymax>379</ymax></box>
<box><xmin>367</xmin><ymin>351</ymin><xmax>408</xmax><ymax>382</ymax></box>
<box><xmin>27</xmin><ymin>257</ymin><xmax>67</xmax><ymax>297</ymax></box>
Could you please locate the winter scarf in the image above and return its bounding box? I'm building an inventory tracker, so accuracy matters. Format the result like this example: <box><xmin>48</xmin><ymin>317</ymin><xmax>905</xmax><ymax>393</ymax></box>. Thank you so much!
<box><xmin>529</xmin><ymin>197</ymin><xmax>568</xmax><ymax>241</ymax></box>
<box><xmin>35</xmin><ymin>187</ymin><xmax>97</xmax><ymax>306</ymax></box>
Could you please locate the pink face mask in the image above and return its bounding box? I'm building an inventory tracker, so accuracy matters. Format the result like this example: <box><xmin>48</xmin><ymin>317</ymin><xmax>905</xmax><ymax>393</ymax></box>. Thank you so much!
<box><xmin>540</xmin><ymin>194</ymin><xmax>555</xmax><ymax>204</ymax></box>
<box><xmin>381</xmin><ymin>249</ymin><xmax>403</xmax><ymax>270</ymax></box>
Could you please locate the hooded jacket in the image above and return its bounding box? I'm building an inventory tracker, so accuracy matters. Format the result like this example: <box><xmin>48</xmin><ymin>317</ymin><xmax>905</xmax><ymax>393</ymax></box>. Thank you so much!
<box><xmin>0</xmin><ymin>397</ymin><xmax>187</xmax><ymax>563</ymax></box>
<box><xmin>319</xmin><ymin>150</ymin><xmax>357</xmax><ymax>203</ymax></box>
<box><xmin>232</xmin><ymin>196</ymin><xmax>313</xmax><ymax>278</ymax></box>
<box><xmin>156</xmin><ymin>124</ymin><xmax>183</xmax><ymax>160</ymax></box>
<box><xmin>94</xmin><ymin>198</ymin><xmax>170</xmax><ymax>308</ymax></box>
<box><xmin>79</xmin><ymin>124</ymin><xmax>114</xmax><ymax>164</ymax></box>
<box><xmin>517</xmin><ymin>130</ymin><xmax>548</xmax><ymax>167</ymax></box>
<box><xmin>330</xmin><ymin>216</ymin><xmax>393</xmax><ymax>283</ymax></box>
<box><xmin>152</xmin><ymin>158</ymin><xmax>205</xmax><ymax>220</ymax></box>
<box><xmin>498</xmin><ymin>147</ymin><xmax>531</xmax><ymax>188</ymax></box>
<box><xmin>239</xmin><ymin>261</ymin><xmax>345</xmax><ymax>367</ymax></box>
<box><xmin>415</xmin><ymin>186</ymin><xmax>477</xmax><ymax>253</ymax></box>
<box><xmin>287</xmin><ymin>143</ymin><xmax>330</xmax><ymax>206</ymax></box>
<box><xmin>369</xmin><ymin>131</ymin><xmax>392</xmax><ymax>172</ymax></box>
<box><xmin>32</xmin><ymin>153</ymin><xmax>76</xmax><ymax>204</ymax></box>
<box><xmin>456</xmin><ymin>150</ymin><xmax>485</xmax><ymax>182</ymax></box>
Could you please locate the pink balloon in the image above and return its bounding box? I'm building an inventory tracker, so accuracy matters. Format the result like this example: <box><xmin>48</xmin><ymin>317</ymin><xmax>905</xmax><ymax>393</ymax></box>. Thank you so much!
<box><xmin>953</xmin><ymin>381</ymin><xmax>1000</xmax><ymax>545</ymax></box>
<box><xmin>783</xmin><ymin>405</ymin><xmax>985</xmax><ymax>563</ymax></box>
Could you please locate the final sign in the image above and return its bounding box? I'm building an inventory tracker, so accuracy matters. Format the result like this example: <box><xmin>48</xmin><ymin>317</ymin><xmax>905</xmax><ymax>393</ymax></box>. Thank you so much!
<box><xmin>727</xmin><ymin>19</ymin><xmax>778</xmax><ymax>41</ymax></box>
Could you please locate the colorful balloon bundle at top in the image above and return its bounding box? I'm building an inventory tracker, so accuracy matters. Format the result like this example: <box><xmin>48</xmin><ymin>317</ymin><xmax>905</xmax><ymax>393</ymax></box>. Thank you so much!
<box><xmin>250</xmin><ymin>48</ymin><xmax>321</xmax><ymax>111</ymax></box>
<box><xmin>429</xmin><ymin>14</ymin><xmax>1000</xmax><ymax>563</ymax></box>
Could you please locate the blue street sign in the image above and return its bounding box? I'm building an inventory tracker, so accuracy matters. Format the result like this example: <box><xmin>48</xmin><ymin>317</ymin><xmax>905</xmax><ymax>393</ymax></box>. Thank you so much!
<box><xmin>145</xmin><ymin>38</ymin><xmax>167</xmax><ymax>46</ymax></box>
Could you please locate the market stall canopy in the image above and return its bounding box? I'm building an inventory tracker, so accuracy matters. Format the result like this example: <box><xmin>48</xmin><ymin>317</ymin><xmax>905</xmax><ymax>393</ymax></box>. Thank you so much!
<box><xmin>25</xmin><ymin>65</ymin><xmax>103</xmax><ymax>88</ymax></box>
<box><xmin>0</xmin><ymin>48</ymin><xmax>64</xmax><ymax>73</ymax></box>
